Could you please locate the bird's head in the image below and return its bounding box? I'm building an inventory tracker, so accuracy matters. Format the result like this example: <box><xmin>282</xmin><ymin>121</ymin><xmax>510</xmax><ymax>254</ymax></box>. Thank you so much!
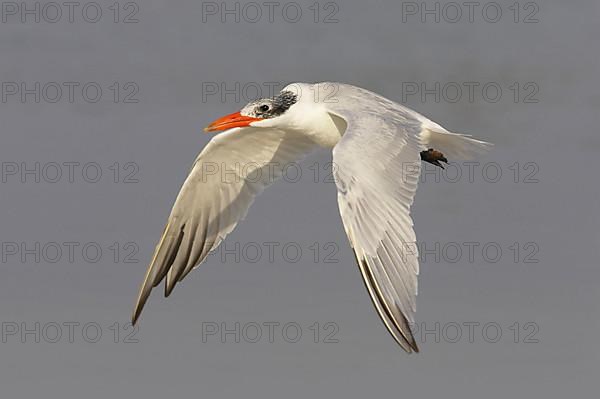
<box><xmin>204</xmin><ymin>88</ymin><xmax>300</xmax><ymax>132</ymax></box>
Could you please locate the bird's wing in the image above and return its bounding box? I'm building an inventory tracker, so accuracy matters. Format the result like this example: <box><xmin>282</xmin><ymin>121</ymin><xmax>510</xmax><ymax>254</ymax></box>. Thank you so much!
<box><xmin>132</xmin><ymin>127</ymin><xmax>318</xmax><ymax>323</ymax></box>
<box><xmin>330</xmin><ymin>111</ymin><xmax>423</xmax><ymax>353</ymax></box>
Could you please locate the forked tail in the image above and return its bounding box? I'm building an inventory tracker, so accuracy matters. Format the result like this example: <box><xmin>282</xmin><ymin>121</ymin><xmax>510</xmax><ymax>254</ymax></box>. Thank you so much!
<box><xmin>422</xmin><ymin>129</ymin><xmax>493</xmax><ymax>160</ymax></box>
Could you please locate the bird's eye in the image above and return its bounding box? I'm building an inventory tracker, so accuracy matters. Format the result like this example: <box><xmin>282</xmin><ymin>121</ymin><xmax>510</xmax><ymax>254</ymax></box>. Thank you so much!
<box><xmin>259</xmin><ymin>104</ymin><xmax>270</xmax><ymax>112</ymax></box>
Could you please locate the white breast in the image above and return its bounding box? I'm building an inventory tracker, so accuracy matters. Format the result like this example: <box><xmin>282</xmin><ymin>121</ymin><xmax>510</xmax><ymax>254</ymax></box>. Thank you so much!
<box><xmin>288</xmin><ymin>103</ymin><xmax>347</xmax><ymax>148</ymax></box>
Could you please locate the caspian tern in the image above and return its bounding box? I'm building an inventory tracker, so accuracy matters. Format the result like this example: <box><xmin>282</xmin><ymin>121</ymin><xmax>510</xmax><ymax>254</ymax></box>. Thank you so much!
<box><xmin>132</xmin><ymin>82</ymin><xmax>491</xmax><ymax>352</ymax></box>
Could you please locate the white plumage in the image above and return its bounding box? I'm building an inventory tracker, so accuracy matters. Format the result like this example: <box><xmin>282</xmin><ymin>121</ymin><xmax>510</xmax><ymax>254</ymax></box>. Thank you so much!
<box><xmin>132</xmin><ymin>82</ymin><xmax>492</xmax><ymax>352</ymax></box>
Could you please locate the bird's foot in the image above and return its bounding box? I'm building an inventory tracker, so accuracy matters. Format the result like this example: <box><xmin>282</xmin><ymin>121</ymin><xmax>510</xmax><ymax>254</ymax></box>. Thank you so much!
<box><xmin>420</xmin><ymin>148</ymin><xmax>448</xmax><ymax>169</ymax></box>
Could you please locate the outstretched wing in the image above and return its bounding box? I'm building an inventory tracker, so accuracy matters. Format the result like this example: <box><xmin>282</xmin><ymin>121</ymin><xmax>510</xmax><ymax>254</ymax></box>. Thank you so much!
<box><xmin>132</xmin><ymin>127</ymin><xmax>317</xmax><ymax>324</ymax></box>
<box><xmin>331</xmin><ymin>112</ymin><xmax>423</xmax><ymax>353</ymax></box>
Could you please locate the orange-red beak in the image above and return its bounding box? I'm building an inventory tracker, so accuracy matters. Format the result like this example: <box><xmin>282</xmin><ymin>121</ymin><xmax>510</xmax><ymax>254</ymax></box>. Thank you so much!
<box><xmin>204</xmin><ymin>111</ymin><xmax>262</xmax><ymax>132</ymax></box>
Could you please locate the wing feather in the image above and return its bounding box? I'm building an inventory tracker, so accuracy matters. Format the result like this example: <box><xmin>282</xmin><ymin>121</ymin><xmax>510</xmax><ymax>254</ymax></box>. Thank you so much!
<box><xmin>329</xmin><ymin>108</ymin><xmax>423</xmax><ymax>353</ymax></box>
<box><xmin>132</xmin><ymin>128</ymin><xmax>317</xmax><ymax>324</ymax></box>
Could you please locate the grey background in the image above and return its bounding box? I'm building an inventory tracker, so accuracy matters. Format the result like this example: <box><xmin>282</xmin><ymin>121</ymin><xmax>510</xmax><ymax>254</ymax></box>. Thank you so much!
<box><xmin>1</xmin><ymin>0</ymin><xmax>599</xmax><ymax>398</ymax></box>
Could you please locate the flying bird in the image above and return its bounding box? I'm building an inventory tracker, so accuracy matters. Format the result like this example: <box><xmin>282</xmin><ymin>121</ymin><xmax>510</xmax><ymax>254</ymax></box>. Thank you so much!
<box><xmin>132</xmin><ymin>82</ymin><xmax>491</xmax><ymax>352</ymax></box>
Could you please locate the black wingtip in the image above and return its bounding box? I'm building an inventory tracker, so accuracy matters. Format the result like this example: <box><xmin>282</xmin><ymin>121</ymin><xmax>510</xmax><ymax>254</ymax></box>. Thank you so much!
<box><xmin>131</xmin><ymin>289</ymin><xmax>150</xmax><ymax>327</ymax></box>
<box><xmin>164</xmin><ymin>277</ymin><xmax>176</xmax><ymax>297</ymax></box>
<box><xmin>131</xmin><ymin>308</ymin><xmax>141</xmax><ymax>326</ymax></box>
<box><xmin>409</xmin><ymin>339</ymin><xmax>420</xmax><ymax>353</ymax></box>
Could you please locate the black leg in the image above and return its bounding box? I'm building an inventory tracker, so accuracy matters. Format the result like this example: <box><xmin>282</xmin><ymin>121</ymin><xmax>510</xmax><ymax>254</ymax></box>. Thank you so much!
<box><xmin>420</xmin><ymin>148</ymin><xmax>448</xmax><ymax>169</ymax></box>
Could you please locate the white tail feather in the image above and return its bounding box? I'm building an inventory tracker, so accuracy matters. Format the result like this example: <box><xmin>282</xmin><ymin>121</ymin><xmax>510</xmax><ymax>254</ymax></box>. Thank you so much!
<box><xmin>422</xmin><ymin>129</ymin><xmax>492</xmax><ymax>160</ymax></box>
